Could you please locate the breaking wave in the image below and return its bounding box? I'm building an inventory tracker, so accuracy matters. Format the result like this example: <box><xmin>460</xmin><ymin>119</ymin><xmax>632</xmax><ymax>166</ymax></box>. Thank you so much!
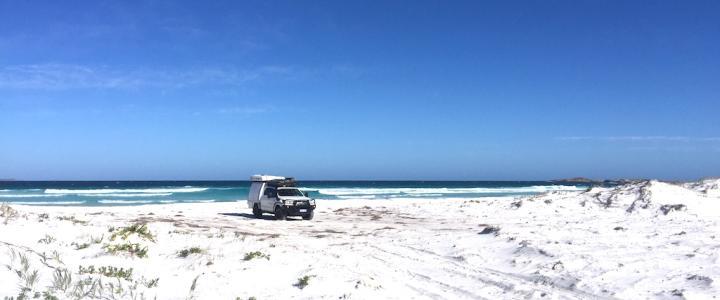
<box><xmin>0</xmin><ymin>194</ymin><xmax>64</xmax><ymax>198</ymax></box>
<box><xmin>98</xmin><ymin>200</ymin><xmax>156</xmax><ymax>204</ymax></box>
<box><xmin>45</xmin><ymin>187</ymin><xmax>208</xmax><ymax>195</ymax></box>
<box><xmin>12</xmin><ymin>201</ymin><xmax>86</xmax><ymax>205</ymax></box>
<box><xmin>79</xmin><ymin>193</ymin><xmax>172</xmax><ymax>197</ymax></box>
<box><xmin>316</xmin><ymin>186</ymin><xmax>584</xmax><ymax>196</ymax></box>
<box><xmin>181</xmin><ymin>199</ymin><xmax>216</xmax><ymax>203</ymax></box>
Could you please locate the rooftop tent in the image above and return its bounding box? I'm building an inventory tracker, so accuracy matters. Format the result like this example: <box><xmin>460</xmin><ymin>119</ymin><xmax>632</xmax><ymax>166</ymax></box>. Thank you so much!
<box><xmin>266</xmin><ymin>178</ymin><xmax>297</xmax><ymax>188</ymax></box>
<box><xmin>250</xmin><ymin>175</ymin><xmax>297</xmax><ymax>188</ymax></box>
<box><xmin>251</xmin><ymin>175</ymin><xmax>286</xmax><ymax>182</ymax></box>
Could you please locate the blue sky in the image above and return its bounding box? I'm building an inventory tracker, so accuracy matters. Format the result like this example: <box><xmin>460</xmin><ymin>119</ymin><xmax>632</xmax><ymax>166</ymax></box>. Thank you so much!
<box><xmin>1</xmin><ymin>1</ymin><xmax>719</xmax><ymax>180</ymax></box>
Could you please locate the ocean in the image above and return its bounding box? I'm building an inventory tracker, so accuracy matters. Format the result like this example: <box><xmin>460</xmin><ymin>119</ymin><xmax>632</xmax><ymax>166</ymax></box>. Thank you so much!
<box><xmin>0</xmin><ymin>181</ymin><xmax>590</xmax><ymax>206</ymax></box>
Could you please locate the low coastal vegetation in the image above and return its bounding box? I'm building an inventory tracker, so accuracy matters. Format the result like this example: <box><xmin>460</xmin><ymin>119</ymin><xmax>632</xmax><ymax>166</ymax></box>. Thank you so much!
<box><xmin>101</xmin><ymin>223</ymin><xmax>155</xmax><ymax>258</ymax></box>
<box><xmin>38</xmin><ymin>250</ymin><xmax>63</xmax><ymax>266</ymax></box>
<box><xmin>37</xmin><ymin>234</ymin><xmax>56</xmax><ymax>244</ymax></box>
<box><xmin>56</xmin><ymin>215</ymin><xmax>88</xmax><ymax>225</ymax></box>
<box><xmin>294</xmin><ymin>275</ymin><xmax>315</xmax><ymax>289</ymax></box>
<box><xmin>243</xmin><ymin>251</ymin><xmax>270</xmax><ymax>261</ymax></box>
<box><xmin>178</xmin><ymin>247</ymin><xmax>204</xmax><ymax>258</ymax></box>
<box><xmin>72</xmin><ymin>242</ymin><xmax>90</xmax><ymax>250</ymax></box>
<box><xmin>3</xmin><ymin>247</ymin><xmax>160</xmax><ymax>299</ymax></box>
<box><xmin>69</xmin><ymin>234</ymin><xmax>104</xmax><ymax>250</ymax></box>
<box><xmin>6</xmin><ymin>250</ymin><xmax>40</xmax><ymax>299</ymax></box>
<box><xmin>78</xmin><ymin>265</ymin><xmax>133</xmax><ymax>281</ymax></box>
<box><xmin>109</xmin><ymin>223</ymin><xmax>155</xmax><ymax>242</ymax></box>
<box><xmin>1</xmin><ymin>203</ymin><xmax>19</xmax><ymax>225</ymax></box>
<box><xmin>104</xmin><ymin>242</ymin><xmax>148</xmax><ymax>258</ymax></box>
<box><xmin>37</xmin><ymin>213</ymin><xmax>49</xmax><ymax>222</ymax></box>
<box><xmin>90</xmin><ymin>235</ymin><xmax>104</xmax><ymax>244</ymax></box>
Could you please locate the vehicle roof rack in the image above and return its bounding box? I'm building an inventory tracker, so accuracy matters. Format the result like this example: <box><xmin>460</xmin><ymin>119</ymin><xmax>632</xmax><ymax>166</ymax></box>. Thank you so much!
<box><xmin>266</xmin><ymin>178</ymin><xmax>297</xmax><ymax>188</ymax></box>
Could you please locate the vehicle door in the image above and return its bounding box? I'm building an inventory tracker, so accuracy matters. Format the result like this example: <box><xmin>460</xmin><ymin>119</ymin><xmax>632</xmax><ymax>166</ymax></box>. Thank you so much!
<box><xmin>248</xmin><ymin>182</ymin><xmax>263</xmax><ymax>208</ymax></box>
<box><xmin>260</xmin><ymin>186</ymin><xmax>277</xmax><ymax>212</ymax></box>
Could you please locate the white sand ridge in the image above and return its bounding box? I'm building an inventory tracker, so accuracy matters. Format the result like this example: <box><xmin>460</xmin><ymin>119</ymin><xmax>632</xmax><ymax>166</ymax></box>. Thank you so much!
<box><xmin>0</xmin><ymin>179</ymin><xmax>718</xmax><ymax>299</ymax></box>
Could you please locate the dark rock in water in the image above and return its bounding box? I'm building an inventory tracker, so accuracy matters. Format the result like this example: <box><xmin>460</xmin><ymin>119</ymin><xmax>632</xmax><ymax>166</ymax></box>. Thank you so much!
<box><xmin>604</xmin><ymin>179</ymin><xmax>647</xmax><ymax>186</ymax></box>
<box><xmin>550</xmin><ymin>177</ymin><xmax>598</xmax><ymax>183</ymax></box>
<box><xmin>613</xmin><ymin>226</ymin><xmax>625</xmax><ymax>231</ymax></box>
<box><xmin>659</xmin><ymin>204</ymin><xmax>687</xmax><ymax>215</ymax></box>
<box><xmin>478</xmin><ymin>226</ymin><xmax>500</xmax><ymax>235</ymax></box>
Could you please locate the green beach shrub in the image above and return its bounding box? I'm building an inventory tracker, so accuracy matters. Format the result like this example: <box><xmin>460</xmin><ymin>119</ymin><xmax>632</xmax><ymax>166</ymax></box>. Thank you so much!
<box><xmin>294</xmin><ymin>275</ymin><xmax>315</xmax><ymax>289</ymax></box>
<box><xmin>110</xmin><ymin>223</ymin><xmax>155</xmax><ymax>242</ymax></box>
<box><xmin>141</xmin><ymin>277</ymin><xmax>160</xmax><ymax>288</ymax></box>
<box><xmin>38</xmin><ymin>234</ymin><xmax>56</xmax><ymax>244</ymax></box>
<box><xmin>72</xmin><ymin>242</ymin><xmax>90</xmax><ymax>250</ymax></box>
<box><xmin>78</xmin><ymin>265</ymin><xmax>134</xmax><ymax>281</ymax></box>
<box><xmin>178</xmin><ymin>247</ymin><xmax>204</xmax><ymax>258</ymax></box>
<box><xmin>103</xmin><ymin>242</ymin><xmax>148</xmax><ymax>258</ymax></box>
<box><xmin>56</xmin><ymin>215</ymin><xmax>87</xmax><ymax>225</ymax></box>
<box><xmin>243</xmin><ymin>251</ymin><xmax>270</xmax><ymax>261</ymax></box>
<box><xmin>1</xmin><ymin>203</ymin><xmax>19</xmax><ymax>224</ymax></box>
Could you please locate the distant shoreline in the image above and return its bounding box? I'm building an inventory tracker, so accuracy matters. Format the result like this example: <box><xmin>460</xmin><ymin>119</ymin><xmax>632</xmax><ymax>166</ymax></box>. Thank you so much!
<box><xmin>1</xmin><ymin>178</ymin><xmax>629</xmax><ymax>183</ymax></box>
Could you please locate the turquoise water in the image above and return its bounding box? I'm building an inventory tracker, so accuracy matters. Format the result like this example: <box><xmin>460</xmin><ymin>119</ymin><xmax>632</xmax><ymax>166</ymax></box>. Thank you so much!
<box><xmin>0</xmin><ymin>181</ymin><xmax>589</xmax><ymax>206</ymax></box>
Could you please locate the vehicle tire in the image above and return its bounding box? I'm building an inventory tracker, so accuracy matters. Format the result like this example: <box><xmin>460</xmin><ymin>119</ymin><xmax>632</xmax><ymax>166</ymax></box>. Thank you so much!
<box><xmin>274</xmin><ymin>206</ymin><xmax>287</xmax><ymax>220</ymax></box>
<box><xmin>302</xmin><ymin>210</ymin><xmax>314</xmax><ymax>220</ymax></box>
<box><xmin>252</xmin><ymin>204</ymin><xmax>262</xmax><ymax>218</ymax></box>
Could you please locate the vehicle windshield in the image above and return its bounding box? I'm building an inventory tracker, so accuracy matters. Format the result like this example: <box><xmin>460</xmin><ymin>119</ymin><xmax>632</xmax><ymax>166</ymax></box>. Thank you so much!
<box><xmin>277</xmin><ymin>188</ymin><xmax>304</xmax><ymax>197</ymax></box>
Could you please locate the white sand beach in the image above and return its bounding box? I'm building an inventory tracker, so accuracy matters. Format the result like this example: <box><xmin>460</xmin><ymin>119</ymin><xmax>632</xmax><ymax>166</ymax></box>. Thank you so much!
<box><xmin>1</xmin><ymin>179</ymin><xmax>719</xmax><ymax>299</ymax></box>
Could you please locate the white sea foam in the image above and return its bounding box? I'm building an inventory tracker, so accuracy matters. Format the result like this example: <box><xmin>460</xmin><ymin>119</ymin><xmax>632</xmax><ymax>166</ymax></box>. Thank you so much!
<box><xmin>182</xmin><ymin>199</ymin><xmax>216</xmax><ymax>203</ymax></box>
<box><xmin>98</xmin><ymin>200</ymin><xmax>156</xmax><ymax>204</ymax></box>
<box><xmin>316</xmin><ymin>186</ymin><xmax>585</xmax><ymax>196</ymax></box>
<box><xmin>159</xmin><ymin>200</ymin><xmax>178</xmax><ymax>203</ymax></box>
<box><xmin>0</xmin><ymin>194</ymin><xmax>64</xmax><ymax>198</ymax></box>
<box><xmin>337</xmin><ymin>195</ymin><xmax>377</xmax><ymax>199</ymax></box>
<box><xmin>79</xmin><ymin>193</ymin><xmax>172</xmax><ymax>197</ymax></box>
<box><xmin>45</xmin><ymin>187</ymin><xmax>208</xmax><ymax>194</ymax></box>
<box><xmin>404</xmin><ymin>193</ymin><xmax>444</xmax><ymax>197</ymax></box>
<box><xmin>11</xmin><ymin>201</ymin><xmax>86</xmax><ymax>205</ymax></box>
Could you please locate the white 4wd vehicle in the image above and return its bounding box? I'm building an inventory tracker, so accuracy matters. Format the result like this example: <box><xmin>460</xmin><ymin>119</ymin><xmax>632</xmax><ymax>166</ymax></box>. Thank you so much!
<box><xmin>247</xmin><ymin>175</ymin><xmax>316</xmax><ymax>220</ymax></box>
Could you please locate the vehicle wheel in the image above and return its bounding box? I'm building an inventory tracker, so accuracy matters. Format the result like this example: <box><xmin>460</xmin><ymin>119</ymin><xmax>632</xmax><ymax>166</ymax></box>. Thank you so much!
<box><xmin>302</xmin><ymin>210</ymin><xmax>314</xmax><ymax>220</ymax></box>
<box><xmin>252</xmin><ymin>204</ymin><xmax>262</xmax><ymax>218</ymax></box>
<box><xmin>274</xmin><ymin>206</ymin><xmax>287</xmax><ymax>220</ymax></box>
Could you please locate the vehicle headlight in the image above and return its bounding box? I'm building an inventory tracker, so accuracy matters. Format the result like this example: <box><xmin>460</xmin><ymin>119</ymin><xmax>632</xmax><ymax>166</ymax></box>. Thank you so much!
<box><xmin>284</xmin><ymin>200</ymin><xmax>294</xmax><ymax>206</ymax></box>
<box><xmin>309</xmin><ymin>199</ymin><xmax>316</xmax><ymax>205</ymax></box>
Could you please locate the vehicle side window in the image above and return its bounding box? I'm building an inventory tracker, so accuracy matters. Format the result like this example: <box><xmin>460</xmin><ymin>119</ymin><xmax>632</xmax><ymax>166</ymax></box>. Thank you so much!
<box><xmin>264</xmin><ymin>187</ymin><xmax>276</xmax><ymax>198</ymax></box>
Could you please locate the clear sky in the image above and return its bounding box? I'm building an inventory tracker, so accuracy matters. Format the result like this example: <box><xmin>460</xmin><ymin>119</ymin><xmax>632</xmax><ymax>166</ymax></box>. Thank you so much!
<box><xmin>1</xmin><ymin>1</ymin><xmax>719</xmax><ymax>180</ymax></box>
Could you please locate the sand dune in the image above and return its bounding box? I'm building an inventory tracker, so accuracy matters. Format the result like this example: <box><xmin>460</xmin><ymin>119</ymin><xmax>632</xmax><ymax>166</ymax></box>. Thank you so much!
<box><xmin>1</xmin><ymin>179</ymin><xmax>718</xmax><ymax>299</ymax></box>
